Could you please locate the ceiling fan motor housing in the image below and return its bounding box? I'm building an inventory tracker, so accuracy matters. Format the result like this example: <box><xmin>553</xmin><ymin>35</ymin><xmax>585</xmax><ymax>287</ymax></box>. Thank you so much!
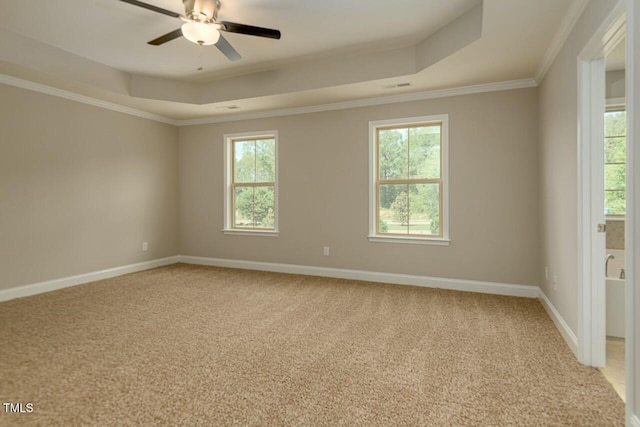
<box><xmin>183</xmin><ymin>0</ymin><xmax>220</xmax><ymax>22</ymax></box>
<box><xmin>116</xmin><ymin>0</ymin><xmax>279</xmax><ymax>61</ymax></box>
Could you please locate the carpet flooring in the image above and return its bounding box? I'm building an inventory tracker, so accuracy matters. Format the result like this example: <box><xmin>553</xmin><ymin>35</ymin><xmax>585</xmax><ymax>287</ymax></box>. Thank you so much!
<box><xmin>0</xmin><ymin>263</ymin><xmax>625</xmax><ymax>425</ymax></box>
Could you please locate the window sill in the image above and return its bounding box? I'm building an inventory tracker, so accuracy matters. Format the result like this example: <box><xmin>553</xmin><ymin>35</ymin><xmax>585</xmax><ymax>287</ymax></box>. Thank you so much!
<box><xmin>367</xmin><ymin>235</ymin><xmax>450</xmax><ymax>246</ymax></box>
<box><xmin>222</xmin><ymin>229</ymin><xmax>279</xmax><ymax>237</ymax></box>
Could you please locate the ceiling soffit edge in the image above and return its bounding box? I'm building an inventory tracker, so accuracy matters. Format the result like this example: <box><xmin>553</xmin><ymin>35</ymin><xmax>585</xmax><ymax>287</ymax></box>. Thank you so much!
<box><xmin>0</xmin><ymin>73</ymin><xmax>177</xmax><ymax>125</ymax></box>
<box><xmin>129</xmin><ymin>1</ymin><xmax>484</xmax><ymax>105</ymax></box>
<box><xmin>0</xmin><ymin>72</ymin><xmax>536</xmax><ymax>126</ymax></box>
<box><xmin>174</xmin><ymin>78</ymin><xmax>536</xmax><ymax>126</ymax></box>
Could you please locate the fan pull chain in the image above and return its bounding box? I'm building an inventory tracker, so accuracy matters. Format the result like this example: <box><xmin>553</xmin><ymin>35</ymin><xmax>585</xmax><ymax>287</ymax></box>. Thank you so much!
<box><xmin>197</xmin><ymin>50</ymin><xmax>204</xmax><ymax>72</ymax></box>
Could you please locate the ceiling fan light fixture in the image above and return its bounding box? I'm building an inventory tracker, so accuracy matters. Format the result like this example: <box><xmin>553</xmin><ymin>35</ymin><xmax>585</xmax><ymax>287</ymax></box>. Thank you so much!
<box><xmin>181</xmin><ymin>21</ymin><xmax>220</xmax><ymax>45</ymax></box>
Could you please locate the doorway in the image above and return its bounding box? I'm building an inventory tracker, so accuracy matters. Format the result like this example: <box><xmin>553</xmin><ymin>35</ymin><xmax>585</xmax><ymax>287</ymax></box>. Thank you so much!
<box><xmin>576</xmin><ymin>4</ymin><xmax>625</xmax><ymax>369</ymax></box>
<box><xmin>600</xmin><ymin>37</ymin><xmax>627</xmax><ymax>401</ymax></box>
<box><xmin>577</xmin><ymin>2</ymin><xmax>637</xmax><ymax>421</ymax></box>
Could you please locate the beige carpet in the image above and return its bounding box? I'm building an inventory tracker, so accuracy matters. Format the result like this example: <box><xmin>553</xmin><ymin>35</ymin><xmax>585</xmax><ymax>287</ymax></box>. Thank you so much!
<box><xmin>0</xmin><ymin>263</ymin><xmax>624</xmax><ymax>426</ymax></box>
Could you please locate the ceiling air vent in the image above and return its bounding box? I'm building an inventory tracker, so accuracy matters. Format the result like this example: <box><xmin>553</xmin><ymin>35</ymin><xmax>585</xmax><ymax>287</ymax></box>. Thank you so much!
<box><xmin>383</xmin><ymin>82</ymin><xmax>413</xmax><ymax>89</ymax></box>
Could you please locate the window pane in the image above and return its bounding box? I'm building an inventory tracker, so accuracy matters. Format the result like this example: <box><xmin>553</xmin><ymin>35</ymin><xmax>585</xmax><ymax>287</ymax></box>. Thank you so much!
<box><xmin>256</xmin><ymin>139</ymin><xmax>275</xmax><ymax>183</ymax></box>
<box><xmin>379</xmin><ymin>183</ymin><xmax>408</xmax><ymax>234</ymax></box>
<box><xmin>234</xmin><ymin>186</ymin><xmax>254</xmax><ymax>227</ymax></box>
<box><xmin>409</xmin><ymin>125</ymin><xmax>440</xmax><ymax>179</ymax></box>
<box><xmin>234</xmin><ymin>141</ymin><xmax>256</xmax><ymax>183</ymax></box>
<box><xmin>606</xmin><ymin>190</ymin><xmax>626</xmax><ymax>215</ymax></box>
<box><xmin>254</xmin><ymin>186</ymin><xmax>275</xmax><ymax>228</ymax></box>
<box><xmin>605</xmin><ymin>164</ymin><xmax>626</xmax><ymax>191</ymax></box>
<box><xmin>409</xmin><ymin>183</ymin><xmax>440</xmax><ymax>236</ymax></box>
<box><xmin>379</xmin><ymin>128</ymin><xmax>408</xmax><ymax>180</ymax></box>
<box><xmin>605</xmin><ymin>111</ymin><xmax>626</xmax><ymax>137</ymax></box>
<box><xmin>605</xmin><ymin>137</ymin><xmax>626</xmax><ymax>163</ymax></box>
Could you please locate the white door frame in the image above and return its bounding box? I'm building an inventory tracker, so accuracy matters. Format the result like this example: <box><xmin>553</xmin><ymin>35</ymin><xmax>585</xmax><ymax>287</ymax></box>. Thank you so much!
<box><xmin>625</xmin><ymin>0</ymin><xmax>637</xmax><ymax>422</ymax></box>
<box><xmin>577</xmin><ymin>53</ymin><xmax>606</xmax><ymax>367</ymax></box>
<box><xmin>577</xmin><ymin>0</ymin><xmax>638</xmax><ymax>423</ymax></box>
<box><xmin>577</xmin><ymin>1</ymin><xmax>626</xmax><ymax>368</ymax></box>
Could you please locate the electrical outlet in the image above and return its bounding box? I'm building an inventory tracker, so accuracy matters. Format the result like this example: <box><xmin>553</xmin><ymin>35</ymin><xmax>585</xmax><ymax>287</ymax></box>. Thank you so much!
<box><xmin>553</xmin><ymin>274</ymin><xmax>558</xmax><ymax>290</ymax></box>
<box><xmin>323</xmin><ymin>246</ymin><xmax>330</xmax><ymax>256</ymax></box>
<box><xmin>545</xmin><ymin>267</ymin><xmax>548</xmax><ymax>281</ymax></box>
<box><xmin>142</xmin><ymin>242</ymin><xmax>148</xmax><ymax>252</ymax></box>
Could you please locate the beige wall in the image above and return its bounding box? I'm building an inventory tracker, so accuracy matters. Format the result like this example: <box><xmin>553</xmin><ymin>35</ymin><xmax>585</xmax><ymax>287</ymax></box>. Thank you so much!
<box><xmin>606</xmin><ymin>70</ymin><xmax>625</xmax><ymax>100</ymax></box>
<box><xmin>537</xmin><ymin>0</ymin><xmax>618</xmax><ymax>333</ymax></box>
<box><xmin>0</xmin><ymin>84</ymin><xmax>178</xmax><ymax>290</ymax></box>
<box><xmin>179</xmin><ymin>88</ymin><xmax>540</xmax><ymax>286</ymax></box>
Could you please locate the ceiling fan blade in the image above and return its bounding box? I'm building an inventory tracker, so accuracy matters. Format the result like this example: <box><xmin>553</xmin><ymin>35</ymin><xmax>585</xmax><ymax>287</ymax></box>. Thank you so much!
<box><xmin>215</xmin><ymin>34</ymin><xmax>242</xmax><ymax>61</ymax></box>
<box><xmin>220</xmin><ymin>21</ymin><xmax>281</xmax><ymax>40</ymax></box>
<box><xmin>148</xmin><ymin>28</ymin><xmax>183</xmax><ymax>45</ymax></box>
<box><xmin>116</xmin><ymin>0</ymin><xmax>181</xmax><ymax>18</ymax></box>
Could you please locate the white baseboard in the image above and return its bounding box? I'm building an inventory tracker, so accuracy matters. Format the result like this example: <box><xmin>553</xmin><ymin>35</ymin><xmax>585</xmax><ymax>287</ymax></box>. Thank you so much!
<box><xmin>631</xmin><ymin>414</ymin><xmax>640</xmax><ymax>427</ymax></box>
<box><xmin>538</xmin><ymin>288</ymin><xmax>578</xmax><ymax>356</ymax></box>
<box><xmin>0</xmin><ymin>256</ymin><xmax>179</xmax><ymax>302</ymax></box>
<box><xmin>177</xmin><ymin>255</ymin><xmax>539</xmax><ymax>298</ymax></box>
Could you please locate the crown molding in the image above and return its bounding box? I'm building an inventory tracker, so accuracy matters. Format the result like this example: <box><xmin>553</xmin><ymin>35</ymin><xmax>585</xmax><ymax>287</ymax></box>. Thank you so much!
<box><xmin>535</xmin><ymin>0</ymin><xmax>590</xmax><ymax>84</ymax></box>
<box><xmin>0</xmin><ymin>74</ymin><xmax>178</xmax><ymax>126</ymax></box>
<box><xmin>0</xmin><ymin>72</ymin><xmax>537</xmax><ymax>128</ymax></box>
<box><xmin>175</xmin><ymin>79</ymin><xmax>538</xmax><ymax>126</ymax></box>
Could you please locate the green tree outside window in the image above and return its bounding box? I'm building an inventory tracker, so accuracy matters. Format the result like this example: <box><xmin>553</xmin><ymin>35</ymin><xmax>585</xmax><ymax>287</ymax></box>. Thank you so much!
<box><xmin>604</xmin><ymin>111</ymin><xmax>626</xmax><ymax>216</ymax></box>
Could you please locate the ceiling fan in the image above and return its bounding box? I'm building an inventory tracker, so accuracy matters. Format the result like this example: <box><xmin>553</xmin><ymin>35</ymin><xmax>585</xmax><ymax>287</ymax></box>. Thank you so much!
<box><xmin>117</xmin><ymin>0</ymin><xmax>281</xmax><ymax>61</ymax></box>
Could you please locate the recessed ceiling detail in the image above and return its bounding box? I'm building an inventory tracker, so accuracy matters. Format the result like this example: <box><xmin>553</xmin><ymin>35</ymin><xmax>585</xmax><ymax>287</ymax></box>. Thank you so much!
<box><xmin>129</xmin><ymin>2</ymin><xmax>483</xmax><ymax>105</ymax></box>
<box><xmin>0</xmin><ymin>0</ymin><xmax>576</xmax><ymax>120</ymax></box>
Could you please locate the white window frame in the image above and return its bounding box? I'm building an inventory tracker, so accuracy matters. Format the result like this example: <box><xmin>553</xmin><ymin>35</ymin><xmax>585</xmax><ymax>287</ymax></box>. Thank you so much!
<box><xmin>368</xmin><ymin>115</ymin><xmax>450</xmax><ymax>245</ymax></box>
<box><xmin>223</xmin><ymin>130</ymin><xmax>279</xmax><ymax>236</ymax></box>
<box><xmin>604</xmin><ymin>106</ymin><xmax>626</xmax><ymax>219</ymax></box>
